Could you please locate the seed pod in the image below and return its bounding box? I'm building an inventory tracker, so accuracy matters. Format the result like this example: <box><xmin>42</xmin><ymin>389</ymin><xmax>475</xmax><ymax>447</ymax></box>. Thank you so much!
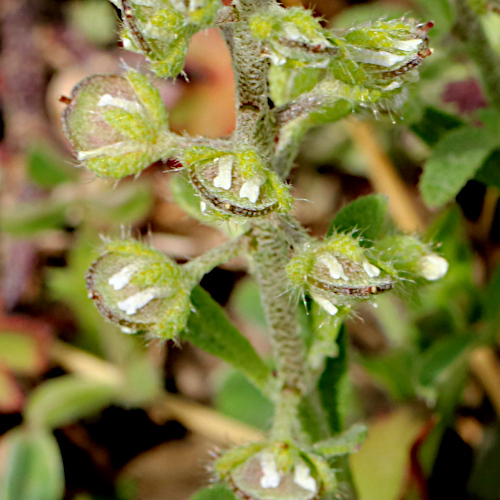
<box><xmin>119</xmin><ymin>0</ymin><xmax>221</xmax><ymax>78</ymax></box>
<box><xmin>373</xmin><ymin>235</ymin><xmax>448</xmax><ymax>282</ymax></box>
<box><xmin>86</xmin><ymin>239</ymin><xmax>192</xmax><ymax>339</ymax></box>
<box><xmin>215</xmin><ymin>443</ymin><xmax>339</xmax><ymax>500</ymax></box>
<box><xmin>62</xmin><ymin>69</ymin><xmax>174</xmax><ymax>178</ymax></box>
<box><xmin>250</xmin><ymin>6</ymin><xmax>337</xmax><ymax>69</ymax></box>
<box><xmin>287</xmin><ymin>234</ymin><xmax>395</xmax><ymax>316</ymax></box>
<box><xmin>182</xmin><ymin>147</ymin><xmax>293</xmax><ymax>219</ymax></box>
<box><xmin>328</xmin><ymin>18</ymin><xmax>433</xmax><ymax>99</ymax></box>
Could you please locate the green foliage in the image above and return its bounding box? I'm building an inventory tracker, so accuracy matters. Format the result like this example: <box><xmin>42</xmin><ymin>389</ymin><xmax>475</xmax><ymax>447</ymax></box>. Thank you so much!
<box><xmin>24</xmin><ymin>376</ymin><xmax>117</xmax><ymax>430</ymax></box>
<box><xmin>420</xmin><ymin>126</ymin><xmax>500</xmax><ymax>207</ymax></box>
<box><xmin>190</xmin><ymin>485</ymin><xmax>238</xmax><ymax>500</ymax></box>
<box><xmin>0</xmin><ymin>428</ymin><xmax>64</xmax><ymax>500</ymax></box>
<box><xmin>329</xmin><ymin>194</ymin><xmax>388</xmax><ymax>243</ymax></box>
<box><xmin>182</xmin><ymin>287</ymin><xmax>271</xmax><ymax>392</ymax></box>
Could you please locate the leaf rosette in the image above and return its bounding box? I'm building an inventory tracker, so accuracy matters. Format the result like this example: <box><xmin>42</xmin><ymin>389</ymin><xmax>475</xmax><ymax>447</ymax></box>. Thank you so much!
<box><xmin>86</xmin><ymin>239</ymin><xmax>192</xmax><ymax>339</ymax></box>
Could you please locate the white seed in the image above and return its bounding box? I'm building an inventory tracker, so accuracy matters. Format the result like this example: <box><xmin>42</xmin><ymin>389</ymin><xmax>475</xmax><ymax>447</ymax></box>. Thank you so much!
<box><xmin>117</xmin><ymin>289</ymin><xmax>157</xmax><ymax>315</ymax></box>
<box><xmin>260</xmin><ymin>452</ymin><xmax>281</xmax><ymax>489</ymax></box>
<box><xmin>349</xmin><ymin>47</ymin><xmax>407</xmax><ymax>68</ymax></box>
<box><xmin>108</xmin><ymin>264</ymin><xmax>139</xmax><ymax>291</ymax></box>
<box><xmin>294</xmin><ymin>463</ymin><xmax>317</xmax><ymax>493</ymax></box>
<box><xmin>312</xmin><ymin>293</ymin><xmax>339</xmax><ymax>316</ymax></box>
<box><xmin>420</xmin><ymin>254</ymin><xmax>449</xmax><ymax>281</ymax></box>
<box><xmin>97</xmin><ymin>94</ymin><xmax>142</xmax><ymax>115</ymax></box>
<box><xmin>239</xmin><ymin>175</ymin><xmax>266</xmax><ymax>203</ymax></box>
<box><xmin>319</xmin><ymin>254</ymin><xmax>348</xmax><ymax>281</ymax></box>
<box><xmin>363</xmin><ymin>260</ymin><xmax>381</xmax><ymax>278</ymax></box>
<box><xmin>213</xmin><ymin>155</ymin><xmax>233</xmax><ymax>190</ymax></box>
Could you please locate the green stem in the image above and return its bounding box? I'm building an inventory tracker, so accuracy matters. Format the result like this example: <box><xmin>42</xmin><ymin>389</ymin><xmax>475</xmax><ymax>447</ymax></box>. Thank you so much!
<box><xmin>453</xmin><ymin>0</ymin><xmax>500</xmax><ymax>109</ymax></box>
<box><xmin>183</xmin><ymin>234</ymin><xmax>248</xmax><ymax>285</ymax></box>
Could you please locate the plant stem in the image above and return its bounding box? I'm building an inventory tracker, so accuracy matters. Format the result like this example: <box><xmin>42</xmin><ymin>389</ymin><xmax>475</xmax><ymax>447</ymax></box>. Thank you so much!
<box><xmin>221</xmin><ymin>0</ymin><xmax>274</xmax><ymax>155</ymax></box>
<box><xmin>183</xmin><ymin>233</ymin><xmax>248</xmax><ymax>284</ymax></box>
<box><xmin>250</xmin><ymin>217</ymin><xmax>308</xmax><ymax>396</ymax></box>
<box><xmin>453</xmin><ymin>0</ymin><xmax>500</xmax><ymax>109</ymax></box>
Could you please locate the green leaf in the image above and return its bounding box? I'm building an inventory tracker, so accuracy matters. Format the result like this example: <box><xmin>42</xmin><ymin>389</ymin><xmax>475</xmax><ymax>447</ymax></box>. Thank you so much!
<box><xmin>410</xmin><ymin>107</ymin><xmax>463</xmax><ymax>147</ymax></box>
<box><xmin>189</xmin><ymin>485</ymin><xmax>237</xmax><ymax>500</ymax></box>
<box><xmin>24</xmin><ymin>375</ymin><xmax>117</xmax><ymax>429</ymax></box>
<box><xmin>0</xmin><ymin>331</ymin><xmax>43</xmax><ymax>375</ymax></box>
<box><xmin>318</xmin><ymin>325</ymin><xmax>348</xmax><ymax>433</ymax></box>
<box><xmin>313</xmin><ymin>424</ymin><xmax>368</xmax><ymax>457</ymax></box>
<box><xmin>418</xmin><ymin>335</ymin><xmax>472</xmax><ymax>387</ymax></box>
<box><xmin>333</xmin><ymin>4</ymin><xmax>407</xmax><ymax>28</ymax></box>
<box><xmin>361</xmin><ymin>349</ymin><xmax>416</xmax><ymax>401</ymax></box>
<box><xmin>420</xmin><ymin>126</ymin><xmax>499</xmax><ymax>208</ymax></box>
<box><xmin>182</xmin><ymin>287</ymin><xmax>271</xmax><ymax>392</ymax></box>
<box><xmin>231</xmin><ymin>278</ymin><xmax>267</xmax><ymax>328</ymax></box>
<box><xmin>0</xmin><ymin>200</ymin><xmax>68</xmax><ymax>236</ymax></box>
<box><xmin>329</xmin><ymin>194</ymin><xmax>388</xmax><ymax>244</ymax></box>
<box><xmin>1</xmin><ymin>428</ymin><xmax>64</xmax><ymax>500</ymax></box>
<box><xmin>28</xmin><ymin>146</ymin><xmax>75</xmax><ymax>188</ymax></box>
<box><xmin>475</xmin><ymin>150</ymin><xmax>500</xmax><ymax>189</ymax></box>
<box><xmin>351</xmin><ymin>408</ymin><xmax>425</xmax><ymax>500</ymax></box>
<box><xmin>214</xmin><ymin>369</ymin><xmax>274</xmax><ymax>430</ymax></box>
<box><xmin>87</xmin><ymin>181</ymin><xmax>153</xmax><ymax>224</ymax></box>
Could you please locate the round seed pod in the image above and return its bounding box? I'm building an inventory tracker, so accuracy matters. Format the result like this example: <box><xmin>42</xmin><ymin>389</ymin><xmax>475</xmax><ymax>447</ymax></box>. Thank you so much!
<box><xmin>183</xmin><ymin>147</ymin><xmax>293</xmax><ymax>219</ymax></box>
<box><xmin>62</xmin><ymin>69</ymin><xmax>173</xmax><ymax>178</ymax></box>
<box><xmin>86</xmin><ymin>239</ymin><xmax>191</xmax><ymax>339</ymax></box>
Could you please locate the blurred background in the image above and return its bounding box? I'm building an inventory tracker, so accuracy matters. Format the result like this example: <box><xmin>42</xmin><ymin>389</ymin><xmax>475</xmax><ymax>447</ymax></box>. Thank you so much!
<box><xmin>2</xmin><ymin>0</ymin><xmax>500</xmax><ymax>499</ymax></box>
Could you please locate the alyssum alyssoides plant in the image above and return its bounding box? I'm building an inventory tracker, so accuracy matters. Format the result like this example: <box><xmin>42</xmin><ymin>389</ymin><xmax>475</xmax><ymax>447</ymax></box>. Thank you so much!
<box><xmin>61</xmin><ymin>1</ymin><xmax>446</xmax><ymax>498</ymax></box>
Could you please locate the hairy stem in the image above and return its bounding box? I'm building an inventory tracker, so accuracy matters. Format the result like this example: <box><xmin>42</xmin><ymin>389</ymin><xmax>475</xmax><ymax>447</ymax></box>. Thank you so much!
<box><xmin>453</xmin><ymin>0</ymin><xmax>500</xmax><ymax>108</ymax></box>
<box><xmin>183</xmin><ymin>233</ymin><xmax>249</xmax><ymax>285</ymax></box>
<box><xmin>222</xmin><ymin>0</ymin><xmax>275</xmax><ymax>156</ymax></box>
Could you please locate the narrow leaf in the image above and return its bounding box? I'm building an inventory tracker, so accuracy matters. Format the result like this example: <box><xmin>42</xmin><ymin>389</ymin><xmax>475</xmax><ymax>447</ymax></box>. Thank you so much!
<box><xmin>182</xmin><ymin>287</ymin><xmax>271</xmax><ymax>392</ymax></box>
<box><xmin>0</xmin><ymin>332</ymin><xmax>44</xmax><ymax>375</ymax></box>
<box><xmin>1</xmin><ymin>428</ymin><xmax>64</xmax><ymax>500</ymax></box>
<box><xmin>24</xmin><ymin>375</ymin><xmax>117</xmax><ymax>429</ymax></box>
<box><xmin>0</xmin><ymin>201</ymin><xmax>68</xmax><ymax>237</ymax></box>
<box><xmin>420</xmin><ymin>127</ymin><xmax>498</xmax><ymax>208</ymax></box>
<box><xmin>329</xmin><ymin>194</ymin><xmax>388</xmax><ymax>244</ymax></box>
<box><xmin>28</xmin><ymin>146</ymin><xmax>74</xmax><ymax>188</ymax></box>
<box><xmin>318</xmin><ymin>325</ymin><xmax>348</xmax><ymax>433</ymax></box>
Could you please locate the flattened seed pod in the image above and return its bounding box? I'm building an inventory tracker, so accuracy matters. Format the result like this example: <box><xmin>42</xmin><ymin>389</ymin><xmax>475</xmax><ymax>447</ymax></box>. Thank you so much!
<box><xmin>287</xmin><ymin>233</ymin><xmax>395</xmax><ymax>316</ymax></box>
<box><xmin>182</xmin><ymin>147</ymin><xmax>292</xmax><ymax>220</ymax></box>
<box><xmin>86</xmin><ymin>239</ymin><xmax>192</xmax><ymax>339</ymax></box>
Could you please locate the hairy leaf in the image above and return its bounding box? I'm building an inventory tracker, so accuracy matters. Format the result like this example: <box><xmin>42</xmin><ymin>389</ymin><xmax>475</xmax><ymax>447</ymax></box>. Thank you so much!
<box><xmin>182</xmin><ymin>287</ymin><xmax>271</xmax><ymax>392</ymax></box>
<box><xmin>329</xmin><ymin>194</ymin><xmax>388</xmax><ymax>243</ymax></box>
<box><xmin>420</xmin><ymin>127</ymin><xmax>498</xmax><ymax>208</ymax></box>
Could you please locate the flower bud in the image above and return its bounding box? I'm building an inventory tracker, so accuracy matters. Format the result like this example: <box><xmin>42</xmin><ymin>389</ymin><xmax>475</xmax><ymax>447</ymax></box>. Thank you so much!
<box><xmin>250</xmin><ymin>6</ymin><xmax>338</xmax><ymax>69</ymax></box>
<box><xmin>62</xmin><ymin>69</ymin><xmax>173</xmax><ymax>178</ymax></box>
<box><xmin>86</xmin><ymin>239</ymin><xmax>192</xmax><ymax>339</ymax></box>
<box><xmin>182</xmin><ymin>146</ymin><xmax>293</xmax><ymax>219</ymax></box>
<box><xmin>328</xmin><ymin>18</ymin><xmax>433</xmax><ymax>104</ymax></box>
<box><xmin>287</xmin><ymin>234</ymin><xmax>395</xmax><ymax>316</ymax></box>
<box><xmin>373</xmin><ymin>235</ymin><xmax>448</xmax><ymax>282</ymax></box>
<box><xmin>119</xmin><ymin>0</ymin><xmax>221</xmax><ymax>77</ymax></box>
